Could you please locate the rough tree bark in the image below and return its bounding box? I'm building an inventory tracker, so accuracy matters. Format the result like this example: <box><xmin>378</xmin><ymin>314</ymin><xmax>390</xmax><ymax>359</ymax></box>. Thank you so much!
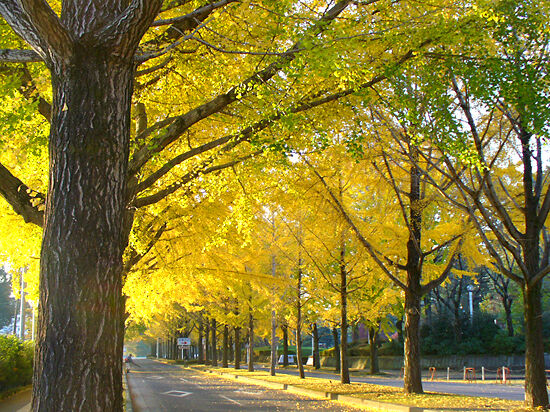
<box><xmin>234</xmin><ymin>326</ymin><xmax>241</xmax><ymax>370</ymax></box>
<box><xmin>211</xmin><ymin>318</ymin><xmax>217</xmax><ymax>367</ymax></box>
<box><xmin>403</xmin><ymin>151</ymin><xmax>424</xmax><ymax>394</ymax></box>
<box><xmin>339</xmin><ymin>251</ymin><xmax>350</xmax><ymax>384</ymax></box>
<box><xmin>369</xmin><ymin>325</ymin><xmax>379</xmax><ymax>374</ymax></box>
<box><xmin>0</xmin><ymin>2</ymin><xmax>365</xmax><ymax>410</ymax></box>
<box><xmin>0</xmin><ymin>1</ymin><xmax>161</xmax><ymax>410</ymax></box>
<box><xmin>282</xmin><ymin>324</ymin><xmax>289</xmax><ymax>367</ymax></box>
<box><xmin>332</xmin><ymin>327</ymin><xmax>340</xmax><ymax>373</ymax></box>
<box><xmin>296</xmin><ymin>264</ymin><xmax>305</xmax><ymax>379</ymax></box>
<box><xmin>199</xmin><ymin>320</ymin><xmax>204</xmax><ymax>364</ymax></box>
<box><xmin>247</xmin><ymin>311</ymin><xmax>254</xmax><ymax>372</ymax></box>
<box><xmin>222</xmin><ymin>324</ymin><xmax>229</xmax><ymax>368</ymax></box>
<box><xmin>312</xmin><ymin>322</ymin><xmax>320</xmax><ymax>370</ymax></box>
<box><xmin>204</xmin><ymin>319</ymin><xmax>210</xmax><ymax>365</ymax></box>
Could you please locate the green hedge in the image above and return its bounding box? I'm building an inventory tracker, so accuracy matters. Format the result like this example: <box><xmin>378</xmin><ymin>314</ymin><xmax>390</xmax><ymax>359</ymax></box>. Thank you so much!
<box><xmin>0</xmin><ymin>335</ymin><xmax>33</xmax><ymax>393</ymax></box>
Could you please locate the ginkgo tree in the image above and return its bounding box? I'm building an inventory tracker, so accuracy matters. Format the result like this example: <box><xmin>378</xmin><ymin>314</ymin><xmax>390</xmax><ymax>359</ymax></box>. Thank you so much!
<box><xmin>0</xmin><ymin>0</ymin><xmax>487</xmax><ymax>409</ymax></box>
<box><xmin>305</xmin><ymin>127</ymin><xmax>473</xmax><ymax>393</ymax></box>
<box><xmin>378</xmin><ymin>0</ymin><xmax>550</xmax><ymax>405</ymax></box>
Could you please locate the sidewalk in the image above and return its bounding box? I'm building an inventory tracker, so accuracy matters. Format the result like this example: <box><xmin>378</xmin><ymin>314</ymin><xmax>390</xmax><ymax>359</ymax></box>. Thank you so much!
<box><xmin>0</xmin><ymin>388</ymin><xmax>31</xmax><ymax>412</ymax></box>
<box><xmin>0</xmin><ymin>373</ymin><xmax>133</xmax><ymax>412</ymax></box>
<box><xmin>196</xmin><ymin>365</ymin><xmax>524</xmax><ymax>411</ymax></box>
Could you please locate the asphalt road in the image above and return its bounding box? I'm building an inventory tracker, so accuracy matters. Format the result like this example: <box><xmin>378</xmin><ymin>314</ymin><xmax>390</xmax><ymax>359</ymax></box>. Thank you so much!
<box><xmin>257</xmin><ymin>367</ymin><xmax>529</xmax><ymax>402</ymax></box>
<box><xmin>126</xmin><ymin>359</ymin><xmax>362</xmax><ymax>411</ymax></box>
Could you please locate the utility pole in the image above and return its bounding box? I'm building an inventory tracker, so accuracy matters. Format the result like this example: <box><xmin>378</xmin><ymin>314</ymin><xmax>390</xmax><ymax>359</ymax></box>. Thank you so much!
<box><xmin>18</xmin><ymin>270</ymin><xmax>26</xmax><ymax>340</ymax></box>
<box><xmin>270</xmin><ymin>255</ymin><xmax>277</xmax><ymax>376</ymax></box>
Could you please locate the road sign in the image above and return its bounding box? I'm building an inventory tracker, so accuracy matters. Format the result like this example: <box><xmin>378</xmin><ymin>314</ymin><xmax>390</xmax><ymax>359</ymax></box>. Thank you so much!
<box><xmin>177</xmin><ymin>337</ymin><xmax>191</xmax><ymax>346</ymax></box>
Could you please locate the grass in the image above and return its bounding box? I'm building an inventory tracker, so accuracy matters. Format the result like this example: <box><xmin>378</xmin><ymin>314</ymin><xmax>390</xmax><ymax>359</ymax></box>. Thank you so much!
<box><xmin>194</xmin><ymin>365</ymin><xmax>530</xmax><ymax>411</ymax></box>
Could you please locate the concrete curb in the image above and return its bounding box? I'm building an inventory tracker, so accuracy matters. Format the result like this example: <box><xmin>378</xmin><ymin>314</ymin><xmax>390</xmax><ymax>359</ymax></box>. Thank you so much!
<box><xmin>123</xmin><ymin>372</ymin><xmax>134</xmax><ymax>412</ymax></box>
<box><xmin>200</xmin><ymin>368</ymin><xmax>432</xmax><ymax>411</ymax></box>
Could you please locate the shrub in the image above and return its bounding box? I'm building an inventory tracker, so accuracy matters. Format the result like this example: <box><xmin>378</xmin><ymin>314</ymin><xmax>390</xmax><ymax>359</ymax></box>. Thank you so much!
<box><xmin>0</xmin><ymin>335</ymin><xmax>33</xmax><ymax>393</ymax></box>
<box><xmin>491</xmin><ymin>333</ymin><xmax>525</xmax><ymax>355</ymax></box>
<box><xmin>378</xmin><ymin>339</ymin><xmax>403</xmax><ymax>356</ymax></box>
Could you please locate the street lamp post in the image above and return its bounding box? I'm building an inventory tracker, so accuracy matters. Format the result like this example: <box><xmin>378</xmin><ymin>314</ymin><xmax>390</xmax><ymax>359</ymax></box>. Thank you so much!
<box><xmin>467</xmin><ymin>285</ymin><xmax>475</xmax><ymax>325</ymax></box>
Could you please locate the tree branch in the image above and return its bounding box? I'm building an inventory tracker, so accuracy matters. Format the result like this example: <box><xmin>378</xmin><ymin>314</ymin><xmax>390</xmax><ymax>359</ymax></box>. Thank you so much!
<box><xmin>133</xmin><ymin>151</ymin><xmax>260</xmax><ymax>208</ymax></box>
<box><xmin>18</xmin><ymin>0</ymin><xmax>73</xmax><ymax>60</ymax></box>
<box><xmin>0</xmin><ymin>161</ymin><xmax>44</xmax><ymax>227</ymax></box>
<box><xmin>421</xmin><ymin>237</ymin><xmax>463</xmax><ymax>295</ymax></box>
<box><xmin>304</xmin><ymin>157</ymin><xmax>408</xmax><ymax>291</ymax></box>
<box><xmin>128</xmin><ymin>0</ymin><xmax>352</xmax><ymax>175</ymax></box>
<box><xmin>0</xmin><ymin>0</ymin><xmax>47</xmax><ymax>59</ymax></box>
<box><xmin>0</xmin><ymin>49</ymin><xmax>42</xmax><ymax>63</ymax></box>
<box><xmin>124</xmin><ymin>222</ymin><xmax>167</xmax><ymax>273</ymax></box>
<box><xmin>96</xmin><ymin>0</ymin><xmax>162</xmax><ymax>55</ymax></box>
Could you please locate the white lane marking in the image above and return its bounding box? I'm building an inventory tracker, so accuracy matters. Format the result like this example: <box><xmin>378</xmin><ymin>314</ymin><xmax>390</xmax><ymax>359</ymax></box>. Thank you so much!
<box><xmin>179</xmin><ymin>378</ymin><xmax>189</xmax><ymax>382</ymax></box>
<box><xmin>220</xmin><ymin>395</ymin><xmax>242</xmax><ymax>405</ymax></box>
<box><xmin>161</xmin><ymin>390</ymin><xmax>192</xmax><ymax>398</ymax></box>
<box><xmin>147</xmin><ymin>376</ymin><xmax>164</xmax><ymax>380</ymax></box>
<box><xmin>234</xmin><ymin>389</ymin><xmax>263</xmax><ymax>395</ymax></box>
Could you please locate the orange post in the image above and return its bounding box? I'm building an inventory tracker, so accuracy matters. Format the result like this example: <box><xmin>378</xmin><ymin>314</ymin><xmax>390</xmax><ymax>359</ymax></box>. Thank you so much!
<box><xmin>464</xmin><ymin>367</ymin><xmax>476</xmax><ymax>382</ymax></box>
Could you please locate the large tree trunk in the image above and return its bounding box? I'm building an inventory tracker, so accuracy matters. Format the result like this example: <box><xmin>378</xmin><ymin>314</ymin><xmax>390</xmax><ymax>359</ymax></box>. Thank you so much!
<box><xmin>222</xmin><ymin>324</ymin><xmax>229</xmax><ymax>368</ymax></box>
<box><xmin>403</xmin><ymin>148</ymin><xmax>423</xmax><ymax>394</ymax></box>
<box><xmin>523</xmin><ymin>280</ymin><xmax>549</xmax><ymax>407</ymax></box>
<box><xmin>270</xmin><ymin>308</ymin><xmax>277</xmax><ymax>376</ymax></box>
<box><xmin>18</xmin><ymin>277</ymin><xmax>25</xmax><ymax>340</ymax></box>
<box><xmin>282</xmin><ymin>324</ymin><xmax>289</xmax><ymax>367</ymax></box>
<box><xmin>312</xmin><ymin>322</ymin><xmax>320</xmax><ymax>370</ymax></box>
<box><xmin>234</xmin><ymin>326</ymin><xmax>241</xmax><ymax>370</ymax></box>
<box><xmin>296</xmin><ymin>327</ymin><xmax>304</xmax><ymax>378</ymax></box>
<box><xmin>332</xmin><ymin>327</ymin><xmax>340</xmax><ymax>373</ymax></box>
<box><xmin>369</xmin><ymin>325</ymin><xmax>379</xmax><ymax>374</ymax></box>
<box><xmin>296</xmin><ymin>266</ymin><xmax>305</xmax><ymax>379</ymax></box>
<box><xmin>247</xmin><ymin>312</ymin><xmax>254</xmax><ymax>372</ymax></box>
<box><xmin>340</xmin><ymin>250</ymin><xmax>350</xmax><ymax>384</ymax></box>
<box><xmin>199</xmin><ymin>320</ymin><xmax>204</xmax><ymax>364</ymax></box>
<box><xmin>32</xmin><ymin>54</ymin><xmax>136</xmax><ymax>412</ymax></box>
<box><xmin>211</xmin><ymin>318</ymin><xmax>218</xmax><ymax>367</ymax></box>
<box><xmin>502</xmin><ymin>294</ymin><xmax>514</xmax><ymax>337</ymax></box>
<box><xmin>520</xmin><ymin>129</ymin><xmax>549</xmax><ymax>408</ymax></box>
<box><xmin>403</xmin><ymin>290</ymin><xmax>422</xmax><ymax>393</ymax></box>
<box><xmin>205</xmin><ymin>320</ymin><xmax>210</xmax><ymax>365</ymax></box>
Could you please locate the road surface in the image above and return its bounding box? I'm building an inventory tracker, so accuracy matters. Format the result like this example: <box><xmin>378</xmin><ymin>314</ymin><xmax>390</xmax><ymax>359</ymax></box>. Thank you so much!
<box><xmin>127</xmin><ymin>359</ymin><xmax>362</xmax><ymax>411</ymax></box>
